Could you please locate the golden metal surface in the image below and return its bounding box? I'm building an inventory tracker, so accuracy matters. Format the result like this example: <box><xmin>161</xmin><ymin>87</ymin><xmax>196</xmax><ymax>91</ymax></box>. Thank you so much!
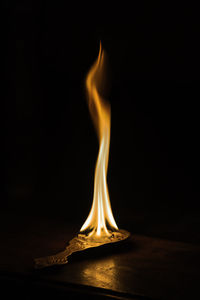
<box><xmin>34</xmin><ymin>229</ymin><xmax>130</xmax><ymax>269</ymax></box>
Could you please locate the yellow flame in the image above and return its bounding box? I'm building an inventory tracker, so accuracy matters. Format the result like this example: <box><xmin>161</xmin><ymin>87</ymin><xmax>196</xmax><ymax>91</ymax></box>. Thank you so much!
<box><xmin>80</xmin><ymin>43</ymin><xmax>118</xmax><ymax>238</ymax></box>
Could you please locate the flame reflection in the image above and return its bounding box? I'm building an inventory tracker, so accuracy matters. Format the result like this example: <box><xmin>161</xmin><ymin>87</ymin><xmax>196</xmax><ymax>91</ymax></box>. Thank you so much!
<box><xmin>82</xmin><ymin>258</ymin><xmax>118</xmax><ymax>290</ymax></box>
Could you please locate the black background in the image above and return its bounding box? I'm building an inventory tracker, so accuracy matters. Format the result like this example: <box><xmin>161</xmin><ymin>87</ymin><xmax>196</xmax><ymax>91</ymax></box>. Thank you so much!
<box><xmin>4</xmin><ymin>2</ymin><xmax>200</xmax><ymax>234</ymax></box>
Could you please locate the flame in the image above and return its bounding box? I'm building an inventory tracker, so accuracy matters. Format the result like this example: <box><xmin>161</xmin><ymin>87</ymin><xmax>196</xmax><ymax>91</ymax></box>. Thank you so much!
<box><xmin>80</xmin><ymin>43</ymin><xmax>118</xmax><ymax>238</ymax></box>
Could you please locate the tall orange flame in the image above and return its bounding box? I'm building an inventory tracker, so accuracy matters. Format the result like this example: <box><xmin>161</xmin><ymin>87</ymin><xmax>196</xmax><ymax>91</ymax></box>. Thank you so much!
<box><xmin>80</xmin><ymin>43</ymin><xmax>118</xmax><ymax>238</ymax></box>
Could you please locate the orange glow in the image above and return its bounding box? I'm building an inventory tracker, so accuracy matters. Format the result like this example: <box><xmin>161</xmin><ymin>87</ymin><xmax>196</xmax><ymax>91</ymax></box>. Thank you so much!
<box><xmin>80</xmin><ymin>43</ymin><xmax>118</xmax><ymax>238</ymax></box>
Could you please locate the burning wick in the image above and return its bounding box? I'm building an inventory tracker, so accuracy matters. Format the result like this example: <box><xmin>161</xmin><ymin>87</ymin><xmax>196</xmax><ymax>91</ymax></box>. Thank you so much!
<box><xmin>34</xmin><ymin>43</ymin><xmax>130</xmax><ymax>269</ymax></box>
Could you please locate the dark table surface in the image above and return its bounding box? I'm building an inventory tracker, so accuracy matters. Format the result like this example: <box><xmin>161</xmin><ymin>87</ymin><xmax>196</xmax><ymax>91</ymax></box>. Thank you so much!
<box><xmin>0</xmin><ymin>211</ymin><xmax>200</xmax><ymax>300</ymax></box>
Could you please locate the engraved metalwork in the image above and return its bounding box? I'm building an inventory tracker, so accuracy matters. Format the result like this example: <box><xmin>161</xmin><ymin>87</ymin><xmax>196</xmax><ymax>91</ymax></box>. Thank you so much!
<box><xmin>34</xmin><ymin>229</ymin><xmax>130</xmax><ymax>269</ymax></box>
